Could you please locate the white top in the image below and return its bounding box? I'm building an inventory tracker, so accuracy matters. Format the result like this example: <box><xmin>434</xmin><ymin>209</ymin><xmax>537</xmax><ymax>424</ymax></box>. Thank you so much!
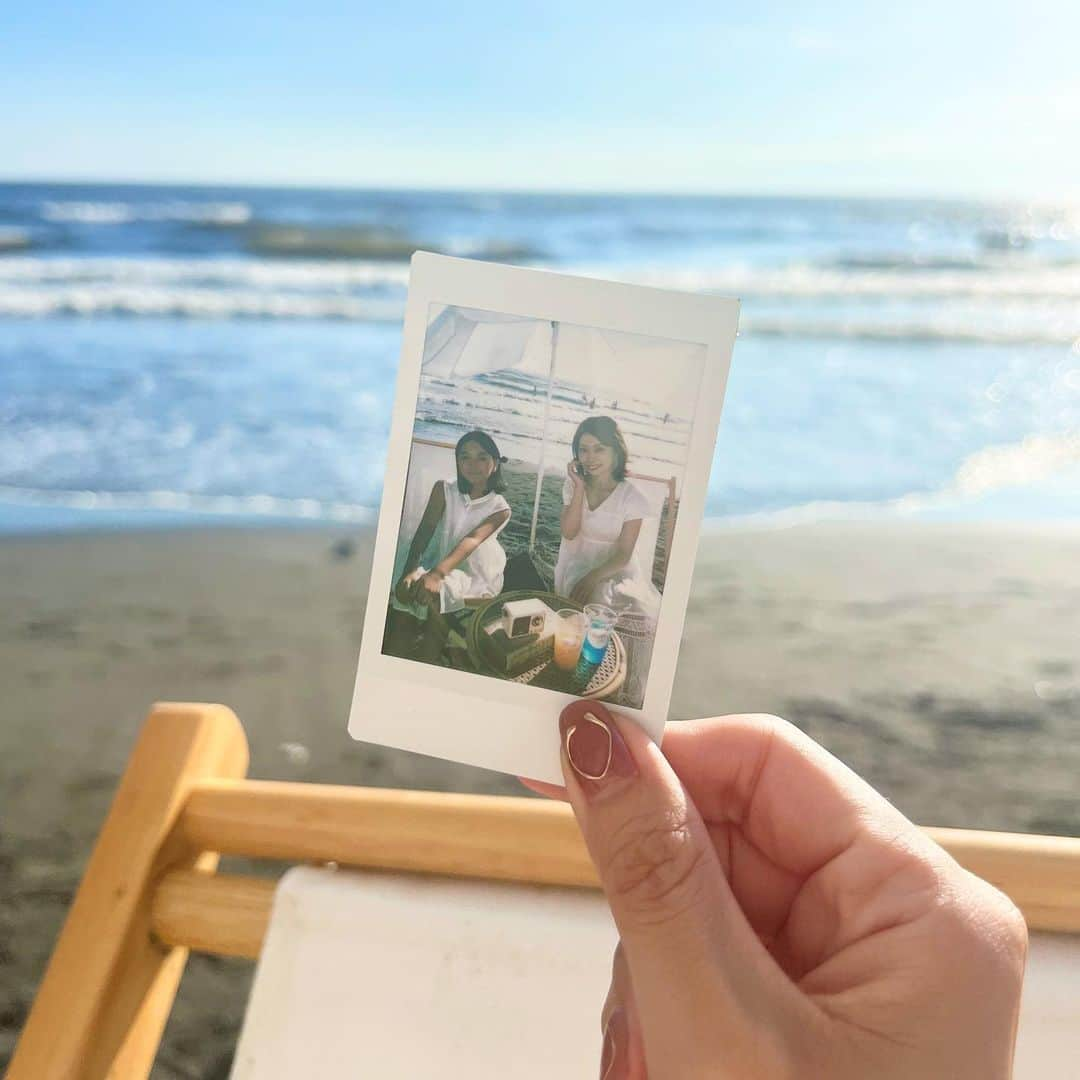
<box><xmin>554</xmin><ymin>477</ymin><xmax>660</xmax><ymax>618</ymax></box>
<box><xmin>397</xmin><ymin>480</ymin><xmax>510</xmax><ymax>616</ymax></box>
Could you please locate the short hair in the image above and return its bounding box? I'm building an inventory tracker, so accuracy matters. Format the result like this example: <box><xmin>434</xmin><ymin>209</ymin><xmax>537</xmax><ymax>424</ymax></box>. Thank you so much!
<box><xmin>572</xmin><ymin>416</ymin><xmax>628</xmax><ymax>482</ymax></box>
<box><xmin>455</xmin><ymin>429</ymin><xmax>507</xmax><ymax>495</ymax></box>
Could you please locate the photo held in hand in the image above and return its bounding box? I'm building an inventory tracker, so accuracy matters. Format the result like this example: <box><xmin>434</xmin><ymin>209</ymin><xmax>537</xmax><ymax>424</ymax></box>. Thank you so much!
<box><xmin>349</xmin><ymin>253</ymin><xmax>738</xmax><ymax>783</ymax></box>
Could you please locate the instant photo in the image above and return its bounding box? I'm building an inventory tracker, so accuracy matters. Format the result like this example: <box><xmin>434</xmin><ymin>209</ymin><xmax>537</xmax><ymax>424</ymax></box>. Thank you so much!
<box><xmin>350</xmin><ymin>254</ymin><xmax>738</xmax><ymax>783</ymax></box>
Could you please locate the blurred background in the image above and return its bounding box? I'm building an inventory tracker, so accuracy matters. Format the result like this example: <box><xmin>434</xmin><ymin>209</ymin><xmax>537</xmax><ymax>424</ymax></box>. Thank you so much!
<box><xmin>2</xmin><ymin>2</ymin><xmax>1078</xmax><ymax>1075</ymax></box>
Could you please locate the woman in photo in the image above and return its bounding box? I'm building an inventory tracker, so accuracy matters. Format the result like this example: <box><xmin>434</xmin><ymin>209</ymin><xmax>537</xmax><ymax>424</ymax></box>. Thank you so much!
<box><xmin>555</xmin><ymin>415</ymin><xmax>661</xmax><ymax>619</ymax></box>
<box><xmin>388</xmin><ymin>430</ymin><xmax>511</xmax><ymax>663</ymax></box>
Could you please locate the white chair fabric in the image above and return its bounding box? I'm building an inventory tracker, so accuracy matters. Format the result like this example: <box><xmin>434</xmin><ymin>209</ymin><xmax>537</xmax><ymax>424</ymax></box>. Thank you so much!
<box><xmin>232</xmin><ymin>865</ymin><xmax>1078</xmax><ymax>1078</ymax></box>
<box><xmin>231</xmin><ymin>866</ymin><xmax>617</xmax><ymax>1079</ymax></box>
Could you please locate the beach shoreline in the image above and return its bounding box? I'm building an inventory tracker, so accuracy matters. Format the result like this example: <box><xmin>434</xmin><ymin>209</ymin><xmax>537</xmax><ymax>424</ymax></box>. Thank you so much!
<box><xmin>2</xmin><ymin>519</ymin><xmax>1078</xmax><ymax>1075</ymax></box>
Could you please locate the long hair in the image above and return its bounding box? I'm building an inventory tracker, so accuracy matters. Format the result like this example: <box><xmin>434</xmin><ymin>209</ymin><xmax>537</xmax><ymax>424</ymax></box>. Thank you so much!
<box><xmin>572</xmin><ymin>415</ymin><xmax>629</xmax><ymax>482</ymax></box>
<box><xmin>455</xmin><ymin>430</ymin><xmax>507</xmax><ymax>495</ymax></box>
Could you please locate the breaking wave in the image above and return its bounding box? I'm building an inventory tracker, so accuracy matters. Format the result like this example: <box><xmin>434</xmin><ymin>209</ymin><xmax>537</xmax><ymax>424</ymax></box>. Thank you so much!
<box><xmin>617</xmin><ymin>262</ymin><xmax>1080</xmax><ymax>301</ymax></box>
<box><xmin>40</xmin><ymin>200</ymin><xmax>252</xmax><ymax>226</ymax></box>
<box><xmin>0</xmin><ymin>287</ymin><xmax>403</xmax><ymax>321</ymax></box>
<box><xmin>0</xmin><ymin>228</ymin><xmax>32</xmax><ymax>253</ymax></box>
<box><xmin>2</xmin><ymin>256</ymin><xmax>1079</xmax><ymax>344</ymax></box>
<box><xmin>739</xmin><ymin>317</ymin><xmax>1078</xmax><ymax>347</ymax></box>
<box><xmin>6</xmin><ymin>433</ymin><xmax>1077</xmax><ymax>531</ymax></box>
<box><xmin>0</xmin><ymin>484</ymin><xmax>374</xmax><ymax>523</ymax></box>
<box><xmin>712</xmin><ymin>432</ymin><xmax>1080</xmax><ymax>528</ymax></box>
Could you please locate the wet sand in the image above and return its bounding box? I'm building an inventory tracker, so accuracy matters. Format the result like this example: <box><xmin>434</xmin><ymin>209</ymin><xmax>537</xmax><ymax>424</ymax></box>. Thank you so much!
<box><xmin>1</xmin><ymin>521</ymin><xmax>1077</xmax><ymax>1075</ymax></box>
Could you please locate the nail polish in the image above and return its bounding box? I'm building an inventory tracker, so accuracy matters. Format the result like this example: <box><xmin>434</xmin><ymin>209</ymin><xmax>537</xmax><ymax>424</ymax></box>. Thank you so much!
<box><xmin>559</xmin><ymin>702</ymin><xmax>637</xmax><ymax>791</ymax></box>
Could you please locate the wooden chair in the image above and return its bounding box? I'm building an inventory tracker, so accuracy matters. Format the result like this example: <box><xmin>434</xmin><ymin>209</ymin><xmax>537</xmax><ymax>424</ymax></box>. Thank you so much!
<box><xmin>9</xmin><ymin>702</ymin><xmax>1080</xmax><ymax>1078</ymax></box>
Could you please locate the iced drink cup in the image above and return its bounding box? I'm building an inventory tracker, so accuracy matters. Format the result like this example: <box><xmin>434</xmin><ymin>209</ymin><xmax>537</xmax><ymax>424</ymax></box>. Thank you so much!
<box><xmin>581</xmin><ymin>603</ymin><xmax>617</xmax><ymax>665</ymax></box>
<box><xmin>553</xmin><ymin>609</ymin><xmax>586</xmax><ymax>671</ymax></box>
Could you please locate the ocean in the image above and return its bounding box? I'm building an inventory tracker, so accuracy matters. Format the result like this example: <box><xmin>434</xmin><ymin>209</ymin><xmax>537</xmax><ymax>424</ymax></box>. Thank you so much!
<box><xmin>1</xmin><ymin>181</ymin><xmax>1077</xmax><ymax>532</ymax></box>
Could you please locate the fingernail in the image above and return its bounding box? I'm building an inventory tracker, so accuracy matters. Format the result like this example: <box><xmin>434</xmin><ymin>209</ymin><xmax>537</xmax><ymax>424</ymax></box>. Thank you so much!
<box><xmin>600</xmin><ymin>1008</ymin><xmax>627</xmax><ymax>1079</ymax></box>
<box><xmin>559</xmin><ymin>701</ymin><xmax>638</xmax><ymax>795</ymax></box>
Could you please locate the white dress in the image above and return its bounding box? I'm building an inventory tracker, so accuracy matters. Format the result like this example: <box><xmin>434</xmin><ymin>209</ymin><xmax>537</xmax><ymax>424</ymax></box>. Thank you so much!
<box><xmin>554</xmin><ymin>477</ymin><xmax>660</xmax><ymax>619</ymax></box>
<box><xmin>394</xmin><ymin>481</ymin><xmax>511</xmax><ymax>617</ymax></box>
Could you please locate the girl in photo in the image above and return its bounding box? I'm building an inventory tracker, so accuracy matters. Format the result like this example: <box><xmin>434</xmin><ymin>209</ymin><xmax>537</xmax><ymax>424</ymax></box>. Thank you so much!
<box><xmin>389</xmin><ymin>430</ymin><xmax>512</xmax><ymax>663</ymax></box>
<box><xmin>555</xmin><ymin>415</ymin><xmax>661</xmax><ymax>619</ymax></box>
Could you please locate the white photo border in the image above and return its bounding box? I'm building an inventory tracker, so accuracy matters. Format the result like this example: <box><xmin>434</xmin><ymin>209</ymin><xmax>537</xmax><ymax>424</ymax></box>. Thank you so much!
<box><xmin>348</xmin><ymin>252</ymin><xmax>739</xmax><ymax>784</ymax></box>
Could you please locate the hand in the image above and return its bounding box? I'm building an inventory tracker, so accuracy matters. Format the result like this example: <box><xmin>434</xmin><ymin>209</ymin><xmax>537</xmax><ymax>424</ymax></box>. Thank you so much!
<box><xmin>570</xmin><ymin>572</ymin><xmax>598</xmax><ymax>605</ymax></box>
<box><xmin>394</xmin><ymin>569</ymin><xmax>423</xmax><ymax>604</ymax></box>
<box><xmin>567</xmin><ymin>459</ymin><xmax>586</xmax><ymax>490</ymax></box>
<box><xmin>531</xmin><ymin>703</ymin><xmax>1027</xmax><ymax>1079</ymax></box>
<box><xmin>412</xmin><ymin>569</ymin><xmax>444</xmax><ymax>599</ymax></box>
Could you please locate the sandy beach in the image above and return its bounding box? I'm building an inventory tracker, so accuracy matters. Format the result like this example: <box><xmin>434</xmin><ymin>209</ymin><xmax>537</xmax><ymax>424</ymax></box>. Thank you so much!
<box><xmin>2</xmin><ymin>521</ymin><xmax>1078</xmax><ymax>1075</ymax></box>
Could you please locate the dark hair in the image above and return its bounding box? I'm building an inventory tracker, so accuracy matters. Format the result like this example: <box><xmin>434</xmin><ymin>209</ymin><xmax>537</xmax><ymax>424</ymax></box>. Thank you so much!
<box><xmin>572</xmin><ymin>416</ymin><xmax>628</xmax><ymax>482</ymax></box>
<box><xmin>455</xmin><ymin>430</ymin><xmax>507</xmax><ymax>495</ymax></box>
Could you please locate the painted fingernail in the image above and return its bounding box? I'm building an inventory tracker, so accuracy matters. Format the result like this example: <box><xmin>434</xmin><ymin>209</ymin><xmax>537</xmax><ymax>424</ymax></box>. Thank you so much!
<box><xmin>559</xmin><ymin>701</ymin><xmax>638</xmax><ymax>794</ymax></box>
<box><xmin>600</xmin><ymin>1008</ymin><xmax>627</xmax><ymax>1079</ymax></box>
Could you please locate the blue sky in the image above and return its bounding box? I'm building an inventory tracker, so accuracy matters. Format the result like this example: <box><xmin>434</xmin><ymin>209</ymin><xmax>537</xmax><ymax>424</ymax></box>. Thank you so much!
<box><xmin>3</xmin><ymin>1</ymin><xmax>1078</xmax><ymax>198</ymax></box>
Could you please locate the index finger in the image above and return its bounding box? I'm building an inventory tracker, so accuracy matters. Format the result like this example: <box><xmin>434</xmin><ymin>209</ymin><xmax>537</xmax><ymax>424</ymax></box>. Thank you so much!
<box><xmin>661</xmin><ymin>713</ymin><xmax>939</xmax><ymax>879</ymax></box>
<box><xmin>520</xmin><ymin>712</ymin><xmax>931</xmax><ymax>878</ymax></box>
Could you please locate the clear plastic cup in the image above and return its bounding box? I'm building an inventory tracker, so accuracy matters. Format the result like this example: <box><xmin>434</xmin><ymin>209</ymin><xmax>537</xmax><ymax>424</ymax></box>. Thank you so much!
<box><xmin>581</xmin><ymin>603</ymin><xmax>617</xmax><ymax>665</ymax></box>
<box><xmin>553</xmin><ymin>609</ymin><xmax>586</xmax><ymax>671</ymax></box>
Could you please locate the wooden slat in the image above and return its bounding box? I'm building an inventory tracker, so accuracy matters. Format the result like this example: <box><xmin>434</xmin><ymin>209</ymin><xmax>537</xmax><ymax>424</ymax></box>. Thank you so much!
<box><xmin>181</xmin><ymin>781</ymin><xmax>595</xmax><ymax>887</ymax></box>
<box><xmin>8</xmin><ymin>703</ymin><xmax>249</xmax><ymax>1080</ymax></box>
<box><xmin>176</xmin><ymin>781</ymin><xmax>1080</xmax><ymax>936</ymax></box>
<box><xmin>24</xmin><ymin>702</ymin><xmax>1078</xmax><ymax>1076</ymax></box>
<box><xmin>152</xmin><ymin>824</ymin><xmax>1080</xmax><ymax>960</ymax></box>
<box><xmin>925</xmin><ymin>826</ymin><xmax>1080</xmax><ymax>934</ymax></box>
<box><xmin>152</xmin><ymin>870</ymin><xmax>276</xmax><ymax>960</ymax></box>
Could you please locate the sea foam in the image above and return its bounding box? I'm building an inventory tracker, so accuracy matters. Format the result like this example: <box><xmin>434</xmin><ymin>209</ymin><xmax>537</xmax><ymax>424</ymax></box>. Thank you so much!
<box><xmin>1</xmin><ymin>256</ymin><xmax>1078</xmax><ymax>345</ymax></box>
<box><xmin>40</xmin><ymin>200</ymin><xmax>252</xmax><ymax>226</ymax></box>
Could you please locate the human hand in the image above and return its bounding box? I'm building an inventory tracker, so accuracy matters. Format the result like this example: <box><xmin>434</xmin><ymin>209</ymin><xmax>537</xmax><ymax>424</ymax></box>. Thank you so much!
<box><xmin>412</xmin><ymin>569</ymin><xmax>444</xmax><ymax>599</ymax></box>
<box><xmin>533</xmin><ymin>703</ymin><xmax>1027</xmax><ymax>1079</ymax></box>
<box><xmin>394</xmin><ymin>569</ymin><xmax>423</xmax><ymax>604</ymax></box>
<box><xmin>567</xmin><ymin>459</ymin><xmax>586</xmax><ymax>489</ymax></box>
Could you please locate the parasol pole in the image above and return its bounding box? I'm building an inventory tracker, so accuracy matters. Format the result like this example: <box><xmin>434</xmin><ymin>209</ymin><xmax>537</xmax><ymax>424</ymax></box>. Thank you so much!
<box><xmin>529</xmin><ymin>320</ymin><xmax>558</xmax><ymax>552</ymax></box>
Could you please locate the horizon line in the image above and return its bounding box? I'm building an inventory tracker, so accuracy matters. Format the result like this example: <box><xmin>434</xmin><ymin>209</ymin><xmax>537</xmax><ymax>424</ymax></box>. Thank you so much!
<box><xmin>0</xmin><ymin>174</ymin><xmax>1066</xmax><ymax>208</ymax></box>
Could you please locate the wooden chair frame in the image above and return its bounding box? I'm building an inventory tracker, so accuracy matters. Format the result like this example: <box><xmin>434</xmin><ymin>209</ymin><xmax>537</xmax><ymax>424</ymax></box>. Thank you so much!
<box><xmin>10</xmin><ymin>702</ymin><xmax>1080</xmax><ymax>1078</ymax></box>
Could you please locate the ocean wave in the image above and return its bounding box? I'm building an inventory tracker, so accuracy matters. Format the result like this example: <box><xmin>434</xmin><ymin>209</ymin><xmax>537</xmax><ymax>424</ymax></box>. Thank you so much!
<box><xmin>4</xmin><ymin>254</ymin><xmax>1079</xmax><ymax>300</ymax></box>
<box><xmin>830</xmin><ymin>254</ymin><xmax>986</xmax><ymax>272</ymax></box>
<box><xmin>711</xmin><ymin>431</ymin><xmax>1080</xmax><ymax>528</ymax></box>
<box><xmin>0</xmin><ymin>290</ymin><xmax>1074</xmax><ymax>344</ymax></box>
<box><xmin>246</xmin><ymin>223</ymin><xmax>542</xmax><ymax>262</ymax></box>
<box><xmin>0</xmin><ymin>256</ymin><xmax>410</xmax><ymax>318</ymax></box>
<box><xmin>247</xmin><ymin>224</ymin><xmax>426</xmax><ymax>260</ymax></box>
<box><xmin>40</xmin><ymin>200</ymin><xmax>252</xmax><ymax>226</ymax></box>
<box><xmin>740</xmin><ymin>317</ymin><xmax>1079</xmax><ymax>347</ymax></box>
<box><xmin>0</xmin><ymin>256</ymin><xmax>411</xmax><ymax>289</ymax></box>
<box><xmin>1</xmin><ymin>256</ymin><xmax>1079</xmax><ymax>343</ymax></box>
<box><xmin>5</xmin><ymin>434</ymin><xmax>1076</xmax><ymax>532</ymax></box>
<box><xmin>0</xmin><ymin>228</ymin><xmax>31</xmax><ymax>253</ymax></box>
<box><xmin>617</xmin><ymin>263</ymin><xmax>1080</xmax><ymax>301</ymax></box>
<box><xmin>951</xmin><ymin>433</ymin><xmax>1080</xmax><ymax>496</ymax></box>
<box><xmin>0</xmin><ymin>484</ymin><xmax>374</xmax><ymax>522</ymax></box>
<box><xmin>0</xmin><ymin>286</ymin><xmax>403</xmax><ymax>321</ymax></box>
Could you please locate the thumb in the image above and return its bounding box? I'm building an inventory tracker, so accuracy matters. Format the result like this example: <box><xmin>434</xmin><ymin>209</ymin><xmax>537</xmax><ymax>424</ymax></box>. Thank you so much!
<box><xmin>559</xmin><ymin>701</ymin><xmax>805</xmax><ymax>1073</ymax></box>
